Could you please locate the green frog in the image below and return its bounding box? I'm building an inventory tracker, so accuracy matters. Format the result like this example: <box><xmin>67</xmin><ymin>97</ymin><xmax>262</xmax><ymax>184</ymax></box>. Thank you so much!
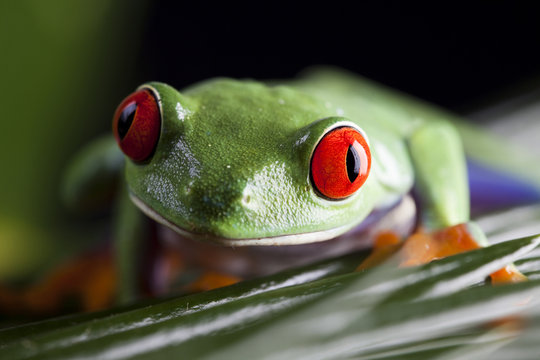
<box><xmin>56</xmin><ymin>68</ymin><xmax>531</xmax><ymax>308</ymax></box>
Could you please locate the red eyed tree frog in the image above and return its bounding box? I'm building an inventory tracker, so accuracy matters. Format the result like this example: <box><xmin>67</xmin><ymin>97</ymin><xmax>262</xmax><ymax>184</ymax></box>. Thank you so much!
<box><xmin>4</xmin><ymin>68</ymin><xmax>528</xmax><ymax>313</ymax></box>
<box><xmin>103</xmin><ymin>67</ymin><xmax>527</xmax><ymax>302</ymax></box>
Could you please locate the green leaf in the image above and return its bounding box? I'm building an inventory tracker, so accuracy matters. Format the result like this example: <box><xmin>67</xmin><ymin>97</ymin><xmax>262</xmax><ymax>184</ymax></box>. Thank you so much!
<box><xmin>0</xmin><ymin>251</ymin><xmax>367</xmax><ymax>356</ymax></box>
<box><xmin>2</xmin><ymin>234</ymin><xmax>539</xmax><ymax>360</ymax></box>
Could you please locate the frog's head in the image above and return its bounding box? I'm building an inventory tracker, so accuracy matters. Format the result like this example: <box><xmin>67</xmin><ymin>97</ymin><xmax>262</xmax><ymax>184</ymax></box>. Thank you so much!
<box><xmin>112</xmin><ymin>79</ymin><xmax>378</xmax><ymax>246</ymax></box>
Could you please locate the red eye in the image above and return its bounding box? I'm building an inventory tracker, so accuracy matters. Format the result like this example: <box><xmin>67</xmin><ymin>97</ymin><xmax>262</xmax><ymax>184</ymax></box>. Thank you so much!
<box><xmin>112</xmin><ymin>89</ymin><xmax>161</xmax><ymax>163</ymax></box>
<box><xmin>311</xmin><ymin>126</ymin><xmax>371</xmax><ymax>199</ymax></box>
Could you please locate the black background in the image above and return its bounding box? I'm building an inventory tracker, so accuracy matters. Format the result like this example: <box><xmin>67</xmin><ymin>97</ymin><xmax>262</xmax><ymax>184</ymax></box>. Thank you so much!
<box><xmin>138</xmin><ymin>2</ymin><xmax>540</xmax><ymax>114</ymax></box>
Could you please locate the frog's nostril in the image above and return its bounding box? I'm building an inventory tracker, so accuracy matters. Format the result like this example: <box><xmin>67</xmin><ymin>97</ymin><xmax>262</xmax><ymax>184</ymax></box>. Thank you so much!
<box><xmin>241</xmin><ymin>186</ymin><xmax>259</xmax><ymax>211</ymax></box>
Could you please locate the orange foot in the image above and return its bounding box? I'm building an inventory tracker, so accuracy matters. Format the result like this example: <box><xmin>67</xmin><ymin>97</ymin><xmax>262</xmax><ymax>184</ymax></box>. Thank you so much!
<box><xmin>0</xmin><ymin>251</ymin><xmax>116</xmax><ymax>316</ymax></box>
<box><xmin>185</xmin><ymin>271</ymin><xmax>242</xmax><ymax>293</ymax></box>
<box><xmin>358</xmin><ymin>224</ymin><xmax>527</xmax><ymax>284</ymax></box>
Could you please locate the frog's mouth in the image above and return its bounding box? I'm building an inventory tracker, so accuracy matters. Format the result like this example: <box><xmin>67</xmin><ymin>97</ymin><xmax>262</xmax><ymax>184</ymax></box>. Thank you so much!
<box><xmin>129</xmin><ymin>193</ymin><xmax>354</xmax><ymax>246</ymax></box>
<box><xmin>129</xmin><ymin>193</ymin><xmax>415</xmax><ymax>247</ymax></box>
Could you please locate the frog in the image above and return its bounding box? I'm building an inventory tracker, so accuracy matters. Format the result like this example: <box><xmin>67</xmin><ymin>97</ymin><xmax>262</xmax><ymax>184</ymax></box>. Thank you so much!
<box><xmin>92</xmin><ymin>66</ymin><xmax>533</xmax><ymax>302</ymax></box>
<box><xmin>3</xmin><ymin>68</ymin><xmax>532</xmax><ymax>314</ymax></box>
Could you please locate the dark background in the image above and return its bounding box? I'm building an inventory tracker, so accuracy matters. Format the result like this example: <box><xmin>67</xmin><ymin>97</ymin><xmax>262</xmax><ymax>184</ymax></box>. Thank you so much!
<box><xmin>139</xmin><ymin>2</ymin><xmax>540</xmax><ymax>112</ymax></box>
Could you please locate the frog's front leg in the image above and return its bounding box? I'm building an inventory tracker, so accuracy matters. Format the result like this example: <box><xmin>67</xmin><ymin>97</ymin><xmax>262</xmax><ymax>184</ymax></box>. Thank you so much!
<box><xmin>408</xmin><ymin>121</ymin><xmax>469</xmax><ymax>231</ymax></box>
<box><xmin>362</xmin><ymin>122</ymin><xmax>525</xmax><ymax>283</ymax></box>
<box><xmin>114</xmin><ymin>185</ymin><xmax>153</xmax><ymax>303</ymax></box>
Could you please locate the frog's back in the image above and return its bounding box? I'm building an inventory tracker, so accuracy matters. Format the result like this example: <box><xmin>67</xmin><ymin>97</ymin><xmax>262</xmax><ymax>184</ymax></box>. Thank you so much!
<box><xmin>287</xmin><ymin>67</ymin><xmax>449</xmax><ymax>137</ymax></box>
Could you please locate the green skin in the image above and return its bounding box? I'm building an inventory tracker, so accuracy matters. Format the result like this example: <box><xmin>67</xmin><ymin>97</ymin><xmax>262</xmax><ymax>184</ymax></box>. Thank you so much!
<box><xmin>64</xmin><ymin>68</ymin><xmax>483</xmax><ymax>301</ymax></box>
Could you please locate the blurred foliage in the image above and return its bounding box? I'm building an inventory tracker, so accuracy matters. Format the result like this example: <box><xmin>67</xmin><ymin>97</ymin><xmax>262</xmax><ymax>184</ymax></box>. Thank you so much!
<box><xmin>0</xmin><ymin>1</ymin><xmax>148</xmax><ymax>281</ymax></box>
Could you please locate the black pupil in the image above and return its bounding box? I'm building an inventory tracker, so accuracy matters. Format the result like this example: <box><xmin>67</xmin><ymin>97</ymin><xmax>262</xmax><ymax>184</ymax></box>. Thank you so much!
<box><xmin>346</xmin><ymin>143</ymin><xmax>361</xmax><ymax>183</ymax></box>
<box><xmin>117</xmin><ymin>102</ymin><xmax>137</xmax><ymax>140</ymax></box>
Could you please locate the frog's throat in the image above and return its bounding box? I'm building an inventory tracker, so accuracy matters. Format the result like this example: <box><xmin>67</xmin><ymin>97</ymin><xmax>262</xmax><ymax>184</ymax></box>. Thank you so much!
<box><xmin>129</xmin><ymin>193</ymin><xmax>353</xmax><ymax>246</ymax></box>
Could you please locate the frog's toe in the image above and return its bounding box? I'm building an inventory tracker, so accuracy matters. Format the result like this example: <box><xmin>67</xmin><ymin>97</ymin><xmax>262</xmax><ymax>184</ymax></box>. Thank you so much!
<box><xmin>400</xmin><ymin>223</ymin><xmax>485</xmax><ymax>265</ymax></box>
<box><xmin>490</xmin><ymin>264</ymin><xmax>528</xmax><ymax>284</ymax></box>
<box><xmin>356</xmin><ymin>224</ymin><xmax>480</xmax><ymax>271</ymax></box>
<box><xmin>356</xmin><ymin>231</ymin><xmax>403</xmax><ymax>271</ymax></box>
<box><xmin>184</xmin><ymin>271</ymin><xmax>242</xmax><ymax>293</ymax></box>
<box><xmin>399</xmin><ymin>222</ymin><xmax>527</xmax><ymax>284</ymax></box>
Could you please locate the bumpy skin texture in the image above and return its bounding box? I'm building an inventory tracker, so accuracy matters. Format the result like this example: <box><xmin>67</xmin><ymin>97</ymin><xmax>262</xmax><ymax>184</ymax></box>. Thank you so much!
<box><xmin>124</xmin><ymin>78</ymin><xmax>420</xmax><ymax>243</ymax></box>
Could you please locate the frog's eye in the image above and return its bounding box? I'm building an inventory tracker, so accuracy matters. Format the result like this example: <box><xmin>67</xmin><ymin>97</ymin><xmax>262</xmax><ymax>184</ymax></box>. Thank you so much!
<box><xmin>310</xmin><ymin>126</ymin><xmax>371</xmax><ymax>199</ymax></box>
<box><xmin>113</xmin><ymin>89</ymin><xmax>161</xmax><ymax>163</ymax></box>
